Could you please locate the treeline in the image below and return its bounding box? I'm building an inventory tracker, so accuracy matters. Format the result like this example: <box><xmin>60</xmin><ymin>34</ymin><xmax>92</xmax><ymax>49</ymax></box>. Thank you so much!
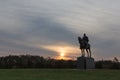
<box><xmin>0</xmin><ymin>55</ymin><xmax>119</xmax><ymax>69</ymax></box>
<box><xmin>95</xmin><ymin>60</ymin><xmax>120</xmax><ymax>69</ymax></box>
<box><xmin>0</xmin><ymin>55</ymin><xmax>76</xmax><ymax>69</ymax></box>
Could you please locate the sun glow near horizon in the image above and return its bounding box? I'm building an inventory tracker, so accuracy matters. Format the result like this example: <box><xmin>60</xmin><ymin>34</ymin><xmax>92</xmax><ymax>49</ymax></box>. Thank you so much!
<box><xmin>60</xmin><ymin>53</ymin><xmax>65</xmax><ymax>57</ymax></box>
<box><xmin>40</xmin><ymin>44</ymin><xmax>80</xmax><ymax>60</ymax></box>
<box><xmin>59</xmin><ymin>48</ymin><xmax>65</xmax><ymax>59</ymax></box>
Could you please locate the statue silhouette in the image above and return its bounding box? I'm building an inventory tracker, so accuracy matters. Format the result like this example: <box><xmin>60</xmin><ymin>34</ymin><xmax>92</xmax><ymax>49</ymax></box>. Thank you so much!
<box><xmin>78</xmin><ymin>34</ymin><xmax>91</xmax><ymax>57</ymax></box>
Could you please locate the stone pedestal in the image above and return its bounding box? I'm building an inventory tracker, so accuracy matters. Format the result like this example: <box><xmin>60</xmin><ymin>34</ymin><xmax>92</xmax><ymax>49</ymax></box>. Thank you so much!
<box><xmin>77</xmin><ymin>56</ymin><xmax>95</xmax><ymax>69</ymax></box>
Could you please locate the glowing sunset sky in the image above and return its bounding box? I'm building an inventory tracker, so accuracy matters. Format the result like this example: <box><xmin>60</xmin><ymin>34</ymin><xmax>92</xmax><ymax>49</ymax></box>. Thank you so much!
<box><xmin>0</xmin><ymin>0</ymin><xmax>120</xmax><ymax>60</ymax></box>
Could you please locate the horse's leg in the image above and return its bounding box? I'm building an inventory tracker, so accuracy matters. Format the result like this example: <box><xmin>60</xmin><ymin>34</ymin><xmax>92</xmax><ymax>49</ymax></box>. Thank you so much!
<box><xmin>89</xmin><ymin>48</ymin><xmax>92</xmax><ymax>58</ymax></box>
<box><xmin>81</xmin><ymin>49</ymin><xmax>84</xmax><ymax>57</ymax></box>
<box><xmin>83</xmin><ymin>49</ymin><xmax>85</xmax><ymax>57</ymax></box>
<box><xmin>86</xmin><ymin>49</ymin><xmax>89</xmax><ymax>57</ymax></box>
<box><xmin>81</xmin><ymin>49</ymin><xmax>83</xmax><ymax>56</ymax></box>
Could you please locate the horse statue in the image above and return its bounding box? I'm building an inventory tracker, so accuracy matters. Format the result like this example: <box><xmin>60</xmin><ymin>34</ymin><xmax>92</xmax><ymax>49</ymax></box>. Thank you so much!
<box><xmin>78</xmin><ymin>35</ymin><xmax>91</xmax><ymax>57</ymax></box>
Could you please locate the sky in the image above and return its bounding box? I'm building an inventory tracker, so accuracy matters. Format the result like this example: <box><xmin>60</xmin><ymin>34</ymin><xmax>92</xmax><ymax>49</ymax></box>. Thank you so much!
<box><xmin>0</xmin><ymin>0</ymin><xmax>120</xmax><ymax>60</ymax></box>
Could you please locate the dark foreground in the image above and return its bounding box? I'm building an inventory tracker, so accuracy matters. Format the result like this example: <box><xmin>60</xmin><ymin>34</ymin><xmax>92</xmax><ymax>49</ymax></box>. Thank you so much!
<box><xmin>0</xmin><ymin>69</ymin><xmax>119</xmax><ymax>80</ymax></box>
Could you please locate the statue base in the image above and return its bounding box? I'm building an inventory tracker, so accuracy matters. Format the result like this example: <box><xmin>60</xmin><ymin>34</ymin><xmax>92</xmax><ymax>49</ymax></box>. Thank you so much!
<box><xmin>77</xmin><ymin>56</ymin><xmax>95</xmax><ymax>69</ymax></box>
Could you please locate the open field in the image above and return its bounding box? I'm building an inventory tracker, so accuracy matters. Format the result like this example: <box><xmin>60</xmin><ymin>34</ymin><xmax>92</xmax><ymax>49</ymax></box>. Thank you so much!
<box><xmin>0</xmin><ymin>69</ymin><xmax>119</xmax><ymax>80</ymax></box>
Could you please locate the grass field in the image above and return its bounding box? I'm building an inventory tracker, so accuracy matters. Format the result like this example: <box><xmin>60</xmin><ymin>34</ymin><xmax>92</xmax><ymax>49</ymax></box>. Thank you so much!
<box><xmin>0</xmin><ymin>69</ymin><xmax>119</xmax><ymax>80</ymax></box>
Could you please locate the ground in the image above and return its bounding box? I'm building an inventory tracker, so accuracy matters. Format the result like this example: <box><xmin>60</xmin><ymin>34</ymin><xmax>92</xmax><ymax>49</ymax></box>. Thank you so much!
<box><xmin>0</xmin><ymin>69</ymin><xmax>119</xmax><ymax>80</ymax></box>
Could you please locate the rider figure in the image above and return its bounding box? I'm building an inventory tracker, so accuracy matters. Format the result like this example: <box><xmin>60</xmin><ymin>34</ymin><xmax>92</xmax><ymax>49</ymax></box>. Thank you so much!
<box><xmin>83</xmin><ymin>33</ymin><xmax>89</xmax><ymax>42</ymax></box>
<box><xmin>82</xmin><ymin>33</ymin><xmax>89</xmax><ymax>47</ymax></box>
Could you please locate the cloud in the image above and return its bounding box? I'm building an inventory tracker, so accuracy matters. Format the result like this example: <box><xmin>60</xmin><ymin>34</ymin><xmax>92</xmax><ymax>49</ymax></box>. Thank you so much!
<box><xmin>0</xmin><ymin>0</ymin><xmax>120</xmax><ymax>60</ymax></box>
<box><xmin>0</xmin><ymin>0</ymin><xmax>78</xmax><ymax>58</ymax></box>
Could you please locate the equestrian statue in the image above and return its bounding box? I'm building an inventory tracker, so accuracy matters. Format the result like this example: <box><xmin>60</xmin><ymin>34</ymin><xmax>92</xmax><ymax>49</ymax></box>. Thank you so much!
<box><xmin>78</xmin><ymin>33</ymin><xmax>91</xmax><ymax>57</ymax></box>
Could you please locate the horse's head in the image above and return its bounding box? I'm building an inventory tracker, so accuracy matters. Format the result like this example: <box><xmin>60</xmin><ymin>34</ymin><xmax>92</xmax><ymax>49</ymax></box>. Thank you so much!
<box><xmin>78</xmin><ymin>36</ymin><xmax>82</xmax><ymax>40</ymax></box>
<box><xmin>78</xmin><ymin>36</ymin><xmax>82</xmax><ymax>43</ymax></box>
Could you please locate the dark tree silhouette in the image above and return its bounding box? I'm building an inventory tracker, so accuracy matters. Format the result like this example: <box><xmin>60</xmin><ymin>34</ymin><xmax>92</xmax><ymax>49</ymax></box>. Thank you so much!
<box><xmin>0</xmin><ymin>55</ymin><xmax>119</xmax><ymax>69</ymax></box>
<box><xmin>0</xmin><ymin>55</ymin><xmax>76</xmax><ymax>69</ymax></box>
